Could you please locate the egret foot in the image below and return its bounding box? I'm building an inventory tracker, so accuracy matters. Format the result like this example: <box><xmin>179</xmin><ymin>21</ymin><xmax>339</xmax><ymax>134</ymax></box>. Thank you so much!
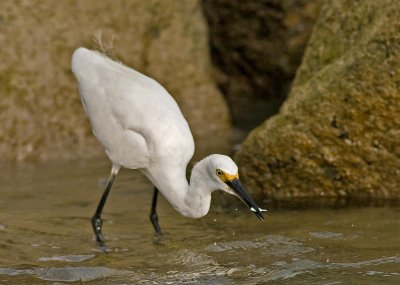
<box><xmin>152</xmin><ymin>230</ymin><xmax>170</xmax><ymax>245</ymax></box>
<box><xmin>150</xmin><ymin>212</ymin><xmax>163</xmax><ymax>236</ymax></box>
<box><xmin>91</xmin><ymin>215</ymin><xmax>107</xmax><ymax>251</ymax></box>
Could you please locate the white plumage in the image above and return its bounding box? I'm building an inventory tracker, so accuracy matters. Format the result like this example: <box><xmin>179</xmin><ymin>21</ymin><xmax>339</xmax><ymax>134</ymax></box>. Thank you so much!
<box><xmin>71</xmin><ymin>47</ymin><xmax>264</xmax><ymax>248</ymax></box>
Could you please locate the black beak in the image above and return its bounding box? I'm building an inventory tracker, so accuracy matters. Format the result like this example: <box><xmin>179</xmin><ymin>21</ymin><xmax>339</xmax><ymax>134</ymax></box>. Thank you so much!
<box><xmin>226</xmin><ymin>178</ymin><xmax>264</xmax><ymax>221</ymax></box>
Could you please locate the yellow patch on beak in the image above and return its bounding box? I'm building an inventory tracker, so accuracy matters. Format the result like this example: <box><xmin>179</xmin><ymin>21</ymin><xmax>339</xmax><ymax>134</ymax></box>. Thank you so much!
<box><xmin>223</xmin><ymin>173</ymin><xmax>239</xmax><ymax>182</ymax></box>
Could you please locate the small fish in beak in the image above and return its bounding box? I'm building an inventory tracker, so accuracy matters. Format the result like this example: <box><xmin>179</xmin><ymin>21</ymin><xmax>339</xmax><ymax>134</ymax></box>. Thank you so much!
<box><xmin>225</xmin><ymin>178</ymin><xmax>266</xmax><ymax>221</ymax></box>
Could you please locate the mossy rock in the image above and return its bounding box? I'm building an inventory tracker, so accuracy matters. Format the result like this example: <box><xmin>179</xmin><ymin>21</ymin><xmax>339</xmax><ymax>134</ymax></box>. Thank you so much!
<box><xmin>236</xmin><ymin>0</ymin><xmax>400</xmax><ymax>203</ymax></box>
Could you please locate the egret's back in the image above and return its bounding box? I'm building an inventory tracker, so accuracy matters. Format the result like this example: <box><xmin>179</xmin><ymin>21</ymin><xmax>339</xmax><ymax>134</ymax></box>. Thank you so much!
<box><xmin>71</xmin><ymin>48</ymin><xmax>194</xmax><ymax>170</ymax></box>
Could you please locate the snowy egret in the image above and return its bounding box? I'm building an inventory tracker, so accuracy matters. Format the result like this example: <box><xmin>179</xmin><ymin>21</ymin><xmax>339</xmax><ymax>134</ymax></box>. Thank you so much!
<box><xmin>71</xmin><ymin>47</ymin><xmax>265</xmax><ymax>248</ymax></box>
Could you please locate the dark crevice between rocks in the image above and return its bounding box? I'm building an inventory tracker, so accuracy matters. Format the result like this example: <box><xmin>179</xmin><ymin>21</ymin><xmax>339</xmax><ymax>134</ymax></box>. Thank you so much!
<box><xmin>201</xmin><ymin>0</ymin><xmax>322</xmax><ymax>133</ymax></box>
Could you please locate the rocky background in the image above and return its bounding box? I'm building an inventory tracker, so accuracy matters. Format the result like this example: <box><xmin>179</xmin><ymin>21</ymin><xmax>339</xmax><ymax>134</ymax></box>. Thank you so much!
<box><xmin>236</xmin><ymin>0</ymin><xmax>400</xmax><ymax>202</ymax></box>
<box><xmin>0</xmin><ymin>0</ymin><xmax>230</xmax><ymax>161</ymax></box>
<box><xmin>2</xmin><ymin>0</ymin><xmax>400</xmax><ymax>203</ymax></box>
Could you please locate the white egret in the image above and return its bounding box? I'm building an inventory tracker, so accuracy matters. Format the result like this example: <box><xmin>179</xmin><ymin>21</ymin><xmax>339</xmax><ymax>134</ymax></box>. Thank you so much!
<box><xmin>71</xmin><ymin>47</ymin><xmax>265</xmax><ymax>248</ymax></box>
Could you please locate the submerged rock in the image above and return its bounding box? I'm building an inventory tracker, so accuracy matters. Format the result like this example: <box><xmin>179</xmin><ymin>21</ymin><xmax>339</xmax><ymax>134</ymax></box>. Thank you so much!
<box><xmin>0</xmin><ymin>0</ymin><xmax>230</xmax><ymax>161</ymax></box>
<box><xmin>236</xmin><ymin>0</ymin><xmax>400</xmax><ymax>202</ymax></box>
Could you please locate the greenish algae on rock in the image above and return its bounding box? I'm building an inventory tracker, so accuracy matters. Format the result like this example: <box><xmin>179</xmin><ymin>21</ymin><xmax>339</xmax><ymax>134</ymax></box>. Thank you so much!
<box><xmin>0</xmin><ymin>0</ymin><xmax>230</xmax><ymax>161</ymax></box>
<box><xmin>236</xmin><ymin>0</ymin><xmax>400</xmax><ymax>202</ymax></box>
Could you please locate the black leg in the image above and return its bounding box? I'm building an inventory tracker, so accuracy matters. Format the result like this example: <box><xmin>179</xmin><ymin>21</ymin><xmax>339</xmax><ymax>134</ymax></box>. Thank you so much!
<box><xmin>150</xmin><ymin>187</ymin><xmax>163</xmax><ymax>235</ymax></box>
<box><xmin>91</xmin><ymin>165</ymin><xmax>119</xmax><ymax>250</ymax></box>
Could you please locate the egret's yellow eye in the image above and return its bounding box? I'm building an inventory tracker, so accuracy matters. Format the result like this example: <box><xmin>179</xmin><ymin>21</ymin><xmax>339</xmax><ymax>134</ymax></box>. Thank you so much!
<box><xmin>216</xmin><ymin>169</ymin><xmax>223</xmax><ymax>176</ymax></box>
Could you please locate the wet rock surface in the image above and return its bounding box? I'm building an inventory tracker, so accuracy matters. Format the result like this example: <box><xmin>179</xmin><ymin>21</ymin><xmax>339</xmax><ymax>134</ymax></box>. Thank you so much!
<box><xmin>0</xmin><ymin>0</ymin><xmax>230</xmax><ymax>161</ymax></box>
<box><xmin>236</xmin><ymin>0</ymin><xmax>400</xmax><ymax>201</ymax></box>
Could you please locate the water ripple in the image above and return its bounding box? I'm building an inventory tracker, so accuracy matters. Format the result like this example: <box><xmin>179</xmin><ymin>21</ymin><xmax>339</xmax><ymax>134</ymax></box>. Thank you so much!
<box><xmin>38</xmin><ymin>254</ymin><xmax>95</xmax><ymax>262</ymax></box>
<box><xmin>0</xmin><ymin>266</ymin><xmax>133</xmax><ymax>282</ymax></box>
<box><xmin>309</xmin><ymin>231</ymin><xmax>358</xmax><ymax>240</ymax></box>
<box><xmin>263</xmin><ymin>255</ymin><xmax>400</xmax><ymax>282</ymax></box>
<box><xmin>34</xmin><ymin>266</ymin><xmax>120</xmax><ymax>282</ymax></box>
<box><xmin>310</xmin><ymin>231</ymin><xmax>344</xmax><ymax>240</ymax></box>
<box><xmin>206</xmin><ymin>235</ymin><xmax>315</xmax><ymax>256</ymax></box>
<box><xmin>330</xmin><ymin>255</ymin><xmax>400</xmax><ymax>269</ymax></box>
<box><xmin>0</xmin><ymin>255</ymin><xmax>399</xmax><ymax>283</ymax></box>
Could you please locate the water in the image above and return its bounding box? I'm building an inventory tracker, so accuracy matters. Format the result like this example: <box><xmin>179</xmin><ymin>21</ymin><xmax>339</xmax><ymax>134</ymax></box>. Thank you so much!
<box><xmin>0</xmin><ymin>159</ymin><xmax>399</xmax><ymax>284</ymax></box>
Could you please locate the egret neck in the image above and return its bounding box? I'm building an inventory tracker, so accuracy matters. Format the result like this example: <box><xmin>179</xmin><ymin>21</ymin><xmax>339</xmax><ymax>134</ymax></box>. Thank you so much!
<box><xmin>143</xmin><ymin>158</ymin><xmax>214</xmax><ymax>219</ymax></box>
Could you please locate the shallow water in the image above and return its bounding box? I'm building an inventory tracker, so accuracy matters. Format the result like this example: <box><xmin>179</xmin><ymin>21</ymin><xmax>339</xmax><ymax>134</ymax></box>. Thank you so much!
<box><xmin>0</xmin><ymin>159</ymin><xmax>399</xmax><ymax>284</ymax></box>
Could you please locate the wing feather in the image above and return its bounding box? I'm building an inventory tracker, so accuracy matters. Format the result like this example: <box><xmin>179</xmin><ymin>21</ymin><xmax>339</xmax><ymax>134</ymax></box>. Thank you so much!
<box><xmin>71</xmin><ymin>48</ymin><xmax>194</xmax><ymax>169</ymax></box>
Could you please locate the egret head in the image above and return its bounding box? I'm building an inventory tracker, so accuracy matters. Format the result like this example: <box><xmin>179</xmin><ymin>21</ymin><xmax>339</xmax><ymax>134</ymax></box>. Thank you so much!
<box><xmin>206</xmin><ymin>154</ymin><xmax>265</xmax><ymax>221</ymax></box>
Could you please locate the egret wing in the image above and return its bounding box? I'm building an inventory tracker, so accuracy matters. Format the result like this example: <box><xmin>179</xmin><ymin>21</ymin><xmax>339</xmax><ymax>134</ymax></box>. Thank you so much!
<box><xmin>71</xmin><ymin>48</ymin><xmax>194</xmax><ymax>169</ymax></box>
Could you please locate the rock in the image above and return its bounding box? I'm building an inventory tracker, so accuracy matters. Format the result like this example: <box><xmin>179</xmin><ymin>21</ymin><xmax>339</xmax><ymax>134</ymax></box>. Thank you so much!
<box><xmin>202</xmin><ymin>0</ymin><xmax>321</xmax><ymax>129</ymax></box>
<box><xmin>0</xmin><ymin>0</ymin><xmax>230</xmax><ymax>161</ymax></box>
<box><xmin>236</xmin><ymin>0</ymin><xmax>400</xmax><ymax>203</ymax></box>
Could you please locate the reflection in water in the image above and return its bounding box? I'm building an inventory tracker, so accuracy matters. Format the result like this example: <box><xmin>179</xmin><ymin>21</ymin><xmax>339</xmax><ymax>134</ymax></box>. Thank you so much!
<box><xmin>0</xmin><ymin>159</ymin><xmax>399</xmax><ymax>284</ymax></box>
